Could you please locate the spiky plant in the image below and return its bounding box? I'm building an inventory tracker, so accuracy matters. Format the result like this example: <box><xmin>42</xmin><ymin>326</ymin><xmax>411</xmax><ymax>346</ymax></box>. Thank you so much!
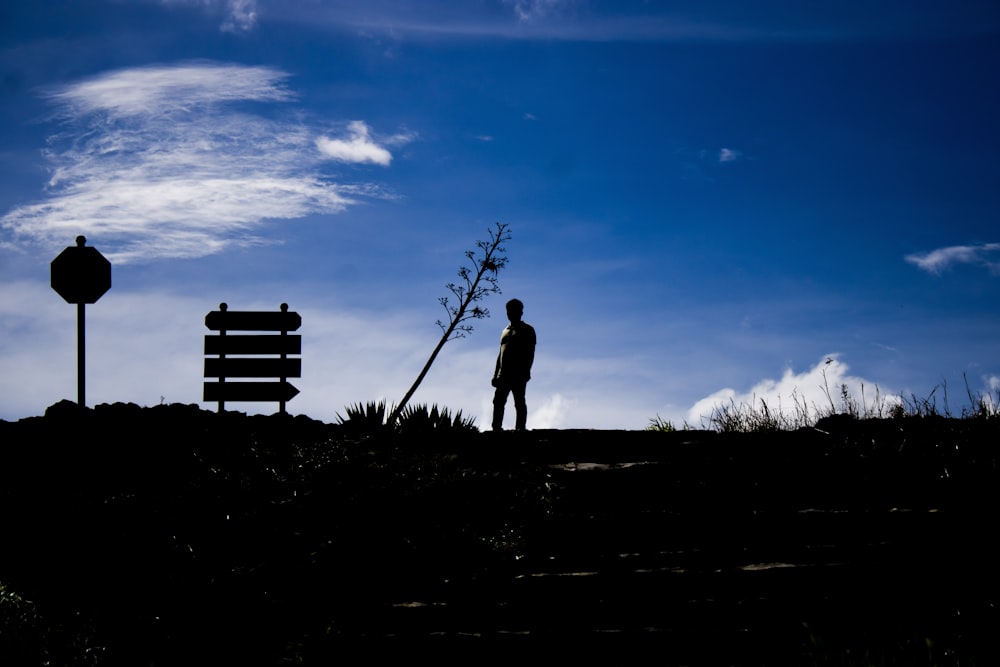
<box><xmin>336</xmin><ymin>400</ymin><xmax>391</xmax><ymax>434</ymax></box>
<box><xmin>337</xmin><ymin>400</ymin><xmax>478</xmax><ymax>437</ymax></box>
<box><xmin>396</xmin><ymin>403</ymin><xmax>478</xmax><ymax>435</ymax></box>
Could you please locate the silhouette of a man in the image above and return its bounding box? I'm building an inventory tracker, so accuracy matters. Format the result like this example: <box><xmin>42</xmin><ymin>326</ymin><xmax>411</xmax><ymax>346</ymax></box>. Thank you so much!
<box><xmin>491</xmin><ymin>298</ymin><xmax>536</xmax><ymax>432</ymax></box>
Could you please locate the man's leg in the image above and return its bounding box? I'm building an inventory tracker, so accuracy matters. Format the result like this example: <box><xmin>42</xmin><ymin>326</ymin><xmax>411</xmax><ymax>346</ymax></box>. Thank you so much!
<box><xmin>492</xmin><ymin>384</ymin><xmax>511</xmax><ymax>431</ymax></box>
<box><xmin>512</xmin><ymin>382</ymin><xmax>528</xmax><ymax>431</ymax></box>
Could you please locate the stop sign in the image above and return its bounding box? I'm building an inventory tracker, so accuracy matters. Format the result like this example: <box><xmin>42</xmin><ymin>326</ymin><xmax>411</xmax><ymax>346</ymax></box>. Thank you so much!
<box><xmin>51</xmin><ymin>236</ymin><xmax>112</xmax><ymax>304</ymax></box>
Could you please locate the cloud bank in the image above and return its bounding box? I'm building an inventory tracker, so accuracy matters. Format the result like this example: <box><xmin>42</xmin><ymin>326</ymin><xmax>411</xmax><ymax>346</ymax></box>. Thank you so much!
<box><xmin>259</xmin><ymin>0</ymin><xmax>1000</xmax><ymax>44</ymax></box>
<box><xmin>905</xmin><ymin>243</ymin><xmax>1000</xmax><ymax>275</ymax></box>
<box><xmin>1</xmin><ymin>63</ymin><xmax>400</xmax><ymax>263</ymax></box>
<box><xmin>0</xmin><ymin>279</ymin><xmax>585</xmax><ymax>429</ymax></box>
<box><xmin>685</xmin><ymin>355</ymin><xmax>899</xmax><ymax>428</ymax></box>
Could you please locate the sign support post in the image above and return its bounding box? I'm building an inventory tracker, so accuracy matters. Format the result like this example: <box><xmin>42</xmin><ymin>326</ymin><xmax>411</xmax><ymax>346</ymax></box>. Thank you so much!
<box><xmin>77</xmin><ymin>301</ymin><xmax>85</xmax><ymax>406</ymax></box>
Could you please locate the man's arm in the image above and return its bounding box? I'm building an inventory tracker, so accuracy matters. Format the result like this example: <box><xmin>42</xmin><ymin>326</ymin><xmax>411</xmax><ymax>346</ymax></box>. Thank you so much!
<box><xmin>526</xmin><ymin>326</ymin><xmax>536</xmax><ymax>378</ymax></box>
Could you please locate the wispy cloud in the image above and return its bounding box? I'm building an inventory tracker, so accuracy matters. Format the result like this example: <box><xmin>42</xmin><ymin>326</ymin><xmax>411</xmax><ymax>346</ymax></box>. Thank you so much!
<box><xmin>505</xmin><ymin>0</ymin><xmax>571</xmax><ymax>23</ymax></box>
<box><xmin>1</xmin><ymin>63</ymin><xmax>400</xmax><ymax>263</ymax></box>
<box><xmin>46</xmin><ymin>62</ymin><xmax>291</xmax><ymax>117</ymax></box>
<box><xmin>905</xmin><ymin>243</ymin><xmax>1000</xmax><ymax>275</ymax></box>
<box><xmin>718</xmin><ymin>147</ymin><xmax>742</xmax><ymax>163</ymax></box>
<box><xmin>671</xmin><ymin>146</ymin><xmax>747</xmax><ymax>183</ymax></box>
<box><xmin>221</xmin><ymin>0</ymin><xmax>258</xmax><ymax>32</ymax></box>
<box><xmin>269</xmin><ymin>1</ymin><xmax>1000</xmax><ymax>43</ymax></box>
<box><xmin>161</xmin><ymin>0</ymin><xmax>258</xmax><ymax>32</ymax></box>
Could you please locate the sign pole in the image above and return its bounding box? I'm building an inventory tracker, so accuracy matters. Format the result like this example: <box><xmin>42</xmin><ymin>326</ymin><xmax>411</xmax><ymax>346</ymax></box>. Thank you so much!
<box><xmin>78</xmin><ymin>301</ymin><xmax>86</xmax><ymax>406</ymax></box>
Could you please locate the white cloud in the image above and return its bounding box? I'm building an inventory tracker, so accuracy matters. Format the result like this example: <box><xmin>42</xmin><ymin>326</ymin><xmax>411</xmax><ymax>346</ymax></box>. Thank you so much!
<box><xmin>718</xmin><ymin>147</ymin><xmax>742</xmax><ymax>163</ymax></box>
<box><xmin>506</xmin><ymin>0</ymin><xmax>569</xmax><ymax>22</ymax></box>
<box><xmin>221</xmin><ymin>0</ymin><xmax>257</xmax><ymax>32</ymax></box>
<box><xmin>160</xmin><ymin>0</ymin><xmax>258</xmax><ymax>32</ymax></box>
<box><xmin>904</xmin><ymin>243</ymin><xmax>1000</xmax><ymax>275</ymax></box>
<box><xmin>530</xmin><ymin>393</ymin><xmax>572</xmax><ymax>429</ymax></box>
<box><xmin>981</xmin><ymin>375</ymin><xmax>1000</xmax><ymax>413</ymax></box>
<box><xmin>315</xmin><ymin>121</ymin><xmax>394</xmax><ymax>166</ymax></box>
<box><xmin>685</xmin><ymin>355</ymin><xmax>900</xmax><ymax>428</ymax></box>
<box><xmin>383</xmin><ymin>130</ymin><xmax>418</xmax><ymax>147</ymax></box>
<box><xmin>0</xmin><ymin>63</ymin><xmax>395</xmax><ymax>264</ymax></box>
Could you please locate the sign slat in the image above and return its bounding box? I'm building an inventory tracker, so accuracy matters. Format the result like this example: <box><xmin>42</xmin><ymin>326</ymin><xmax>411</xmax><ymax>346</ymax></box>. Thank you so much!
<box><xmin>204</xmin><ymin>381</ymin><xmax>300</xmax><ymax>402</ymax></box>
<box><xmin>205</xmin><ymin>310</ymin><xmax>301</xmax><ymax>331</ymax></box>
<box><xmin>204</xmin><ymin>358</ymin><xmax>301</xmax><ymax>378</ymax></box>
<box><xmin>205</xmin><ymin>334</ymin><xmax>301</xmax><ymax>356</ymax></box>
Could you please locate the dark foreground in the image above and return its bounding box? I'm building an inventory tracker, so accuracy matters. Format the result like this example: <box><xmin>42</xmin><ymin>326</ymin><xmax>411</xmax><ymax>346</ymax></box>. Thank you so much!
<box><xmin>2</xmin><ymin>402</ymin><xmax>998</xmax><ymax>665</ymax></box>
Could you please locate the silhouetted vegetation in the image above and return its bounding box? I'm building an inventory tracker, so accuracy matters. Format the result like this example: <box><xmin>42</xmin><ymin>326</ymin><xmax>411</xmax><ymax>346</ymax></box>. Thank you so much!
<box><xmin>2</xmin><ymin>400</ymin><xmax>998</xmax><ymax>665</ymax></box>
<box><xmin>338</xmin><ymin>400</ymin><xmax>478</xmax><ymax>436</ymax></box>
<box><xmin>644</xmin><ymin>414</ymin><xmax>677</xmax><ymax>432</ymax></box>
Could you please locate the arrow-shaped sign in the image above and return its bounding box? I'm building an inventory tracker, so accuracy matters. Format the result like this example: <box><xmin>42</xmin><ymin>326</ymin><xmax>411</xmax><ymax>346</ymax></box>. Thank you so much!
<box><xmin>203</xmin><ymin>381</ymin><xmax>300</xmax><ymax>403</ymax></box>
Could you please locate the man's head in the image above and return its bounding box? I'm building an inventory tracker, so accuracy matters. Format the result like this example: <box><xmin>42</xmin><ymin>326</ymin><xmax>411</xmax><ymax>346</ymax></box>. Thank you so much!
<box><xmin>506</xmin><ymin>298</ymin><xmax>524</xmax><ymax>322</ymax></box>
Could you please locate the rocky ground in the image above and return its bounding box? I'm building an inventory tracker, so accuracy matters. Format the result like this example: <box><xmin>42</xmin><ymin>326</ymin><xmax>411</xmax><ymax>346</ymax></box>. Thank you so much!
<box><xmin>1</xmin><ymin>401</ymin><xmax>998</xmax><ymax>665</ymax></box>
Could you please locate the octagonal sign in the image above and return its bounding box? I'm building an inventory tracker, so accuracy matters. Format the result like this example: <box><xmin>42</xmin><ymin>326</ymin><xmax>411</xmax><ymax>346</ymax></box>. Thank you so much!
<box><xmin>51</xmin><ymin>236</ymin><xmax>112</xmax><ymax>304</ymax></box>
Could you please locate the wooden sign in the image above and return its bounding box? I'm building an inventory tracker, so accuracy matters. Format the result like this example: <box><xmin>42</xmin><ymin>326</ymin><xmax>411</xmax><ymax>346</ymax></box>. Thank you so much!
<box><xmin>203</xmin><ymin>302</ymin><xmax>301</xmax><ymax>413</ymax></box>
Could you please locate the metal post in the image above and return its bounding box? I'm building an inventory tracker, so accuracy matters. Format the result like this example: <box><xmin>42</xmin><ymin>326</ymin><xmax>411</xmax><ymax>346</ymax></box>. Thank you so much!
<box><xmin>279</xmin><ymin>302</ymin><xmax>288</xmax><ymax>415</ymax></box>
<box><xmin>78</xmin><ymin>302</ymin><xmax>85</xmax><ymax>407</ymax></box>
<box><xmin>218</xmin><ymin>302</ymin><xmax>227</xmax><ymax>413</ymax></box>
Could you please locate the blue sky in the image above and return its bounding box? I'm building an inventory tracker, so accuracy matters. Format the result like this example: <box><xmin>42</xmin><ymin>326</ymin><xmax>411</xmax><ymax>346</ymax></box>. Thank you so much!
<box><xmin>2</xmin><ymin>0</ymin><xmax>999</xmax><ymax>429</ymax></box>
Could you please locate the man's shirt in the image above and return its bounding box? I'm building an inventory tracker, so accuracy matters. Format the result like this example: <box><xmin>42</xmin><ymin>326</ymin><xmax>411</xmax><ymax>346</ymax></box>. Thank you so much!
<box><xmin>494</xmin><ymin>320</ymin><xmax>536</xmax><ymax>383</ymax></box>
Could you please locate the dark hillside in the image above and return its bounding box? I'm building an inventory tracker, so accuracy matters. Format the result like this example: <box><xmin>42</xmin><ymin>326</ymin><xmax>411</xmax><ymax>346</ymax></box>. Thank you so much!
<box><xmin>1</xmin><ymin>402</ymin><xmax>998</xmax><ymax>665</ymax></box>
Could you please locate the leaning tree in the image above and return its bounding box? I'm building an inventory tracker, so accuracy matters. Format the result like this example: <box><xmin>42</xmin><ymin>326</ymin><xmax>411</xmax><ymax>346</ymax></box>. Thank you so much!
<box><xmin>387</xmin><ymin>222</ymin><xmax>511</xmax><ymax>425</ymax></box>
